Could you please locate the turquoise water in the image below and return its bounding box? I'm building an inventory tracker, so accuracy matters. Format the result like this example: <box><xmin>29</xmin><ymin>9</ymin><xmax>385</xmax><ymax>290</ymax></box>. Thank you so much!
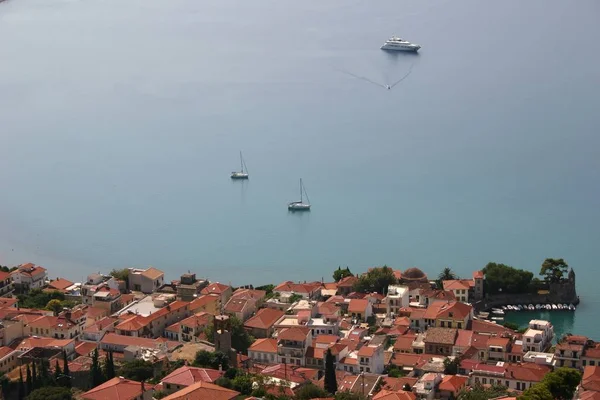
<box><xmin>0</xmin><ymin>0</ymin><xmax>599</xmax><ymax>337</ymax></box>
<box><xmin>504</xmin><ymin>310</ymin><xmax>577</xmax><ymax>344</ymax></box>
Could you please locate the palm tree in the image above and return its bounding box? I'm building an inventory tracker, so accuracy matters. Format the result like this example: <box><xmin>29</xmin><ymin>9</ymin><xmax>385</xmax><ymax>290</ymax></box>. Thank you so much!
<box><xmin>438</xmin><ymin>267</ymin><xmax>457</xmax><ymax>282</ymax></box>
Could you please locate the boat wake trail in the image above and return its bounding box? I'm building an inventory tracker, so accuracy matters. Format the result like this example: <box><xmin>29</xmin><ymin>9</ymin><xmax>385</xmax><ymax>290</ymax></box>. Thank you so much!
<box><xmin>335</xmin><ymin>62</ymin><xmax>415</xmax><ymax>91</ymax></box>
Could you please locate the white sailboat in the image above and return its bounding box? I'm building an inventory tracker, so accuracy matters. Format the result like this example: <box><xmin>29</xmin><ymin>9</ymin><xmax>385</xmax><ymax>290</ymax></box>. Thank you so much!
<box><xmin>230</xmin><ymin>151</ymin><xmax>249</xmax><ymax>179</ymax></box>
<box><xmin>288</xmin><ymin>179</ymin><xmax>311</xmax><ymax>211</ymax></box>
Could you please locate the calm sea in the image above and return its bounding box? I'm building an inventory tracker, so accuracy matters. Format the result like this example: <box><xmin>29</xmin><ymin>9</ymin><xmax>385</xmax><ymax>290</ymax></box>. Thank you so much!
<box><xmin>0</xmin><ymin>0</ymin><xmax>599</xmax><ymax>337</ymax></box>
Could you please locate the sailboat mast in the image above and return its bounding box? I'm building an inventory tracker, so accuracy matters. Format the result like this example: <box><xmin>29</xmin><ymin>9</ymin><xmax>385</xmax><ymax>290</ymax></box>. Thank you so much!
<box><xmin>239</xmin><ymin>151</ymin><xmax>244</xmax><ymax>173</ymax></box>
<box><xmin>300</xmin><ymin>179</ymin><xmax>303</xmax><ymax>203</ymax></box>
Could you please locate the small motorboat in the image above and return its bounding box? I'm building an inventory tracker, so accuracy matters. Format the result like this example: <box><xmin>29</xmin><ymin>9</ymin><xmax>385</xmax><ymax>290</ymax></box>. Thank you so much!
<box><xmin>528</xmin><ymin>304</ymin><xmax>534</xmax><ymax>311</ymax></box>
<box><xmin>557</xmin><ymin>304</ymin><xmax>564</xmax><ymax>310</ymax></box>
<box><xmin>501</xmin><ymin>306</ymin><xmax>508</xmax><ymax>310</ymax></box>
<box><xmin>546</xmin><ymin>304</ymin><xmax>552</xmax><ymax>310</ymax></box>
<box><xmin>492</xmin><ymin>309</ymin><xmax>505</xmax><ymax>315</ymax></box>
<box><xmin>562</xmin><ymin>304</ymin><xmax>568</xmax><ymax>309</ymax></box>
<box><xmin>552</xmin><ymin>304</ymin><xmax>558</xmax><ymax>310</ymax></box>
<box><xmin>535</xmin><ymin>304</ymin><xmax>541</xmax><ymax>310</ymax></box>
<box><xmin>491</xmin><ymin>316</ymin><xmax>504</xmax><ymax>321</ymax></box>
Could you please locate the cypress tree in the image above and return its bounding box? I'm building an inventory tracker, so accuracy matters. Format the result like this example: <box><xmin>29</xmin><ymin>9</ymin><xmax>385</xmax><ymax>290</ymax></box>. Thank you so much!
<box><xmin>40</xmin><ymin>359</ymin><xmax>50</xmax><ymax>386</ymax></box>
<box><xmin>91</xmin><ymin>348</ymin><xmax>105</xmax><ymax>387</ymax></box>
<box><xmin>18</xmin><ymin>369</ymin><xmax>25</xmax><ymax>400</ymax></box>
<box><xmin>62</xmin><ymin>350</ymin><xmax>71</xmax><ymax>388</ymax></box>
<box><xmin>25</xmin><ymin>364</ymin><xmax>32</xmax><ymax>395</ymax></box>
<box><xmin>54</xmin><ymin>359</ymin><xmax>63</xmax><ymax>384</ymax></box>
<box><xmin>324</xmin><ymin>348</ymin><xmax>338</xmax><ymax>394</ymax></box>
<box><xmin>104</xmin><ymin>351</ymin><xmax>115</xmax><ymax>380</ymax></box>
<box><xmin>31</xmin><ymin>360</ymin><xmax>38</xmax><ymax>389</ymax></box>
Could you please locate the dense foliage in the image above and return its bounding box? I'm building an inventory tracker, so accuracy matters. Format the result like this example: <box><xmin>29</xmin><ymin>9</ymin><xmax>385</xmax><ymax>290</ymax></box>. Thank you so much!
<box><xmin>17</xmin><ymin>289</ymin><xmax>72</xmax><ymax>310</ymax></box>
<box><xmin>288</xmin><ymin>293</ymin><xmax>303</xmax><ymax>304</ymax></box>
<box><xmin>26</xmin><ymin>386</ymin><xmax>73</xmax><ymax>400</ymax></box>
<box><xmin>0</xmin><ymin>266</ymin><xmax>17</xmax><ymax>273</ymax></box>
<box><xmin>457</xmin><ymin>383</ymin><xmax>511</xmax><ymax>399</ymax></box>
<box><xmin>204</xmin><ymin>315</ymin><xmax>254</xmax><ymax>353</ymax></box>
<box><xmin>438</xmin><ymin>267</ymin><xmax>457</xmax><ymax>282</ymax></box>
<box><xmin>295</xmin><ymin>383</ymin><xmax>330</xmax><ymax>400</ymax></box>
<box><xmin>324</xmin><ymin>348</ymin><xmax>338</xmax><ymax>394</ymax></box>
<box><xmin>353</xmin><ymin>266</ymin><xmax>397</xmax><ymax>294</ymax></box>
<box><xmin>443</xmin><ymin>357</ymin><xmax>459</xmax><ymax>375</ymax></box>
<box><xmin>519</xmin><ymin>367</ymin><xmax>581</xmax><ymax>400</ymax></box>
<box><xmin>333</xmin><ymin>266</ymin><xmax>354</xmax><ymax>282</ymax></box>
<box><xmin>540</xmin><ymin>258</ymin><xmax>569</xmax><ymax>283</ymax></box>
<box><xmin>109</xmin><ymin>268</ymin><xmax>130</xmax><ymax>285</ymax></box>
<box><xmin>482</xmin><ymin>262</ymin><xmax>533</xmax><ymax>294</ymax></box>
<box><xmin>193</xmin><ymin>350</ymin><xmax>230</xmax><ymax>370</ymax></box>
<box><xmin>119</xmin><ymin>359</ymin><xmax>154</xmax><ymax>382</ymax></box>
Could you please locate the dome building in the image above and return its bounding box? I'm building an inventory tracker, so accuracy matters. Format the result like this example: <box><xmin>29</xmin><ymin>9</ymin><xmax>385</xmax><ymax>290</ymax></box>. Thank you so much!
<box><xmin>401</xmin><ymin>267</ymin><xmax>429</xmax><ymax>284</ymax></box>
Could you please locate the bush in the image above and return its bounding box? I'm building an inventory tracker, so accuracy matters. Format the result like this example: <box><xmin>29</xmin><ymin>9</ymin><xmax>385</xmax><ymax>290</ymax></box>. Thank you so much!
<box><xmin>26</xmin><ymin>386</ymin><xmax>72</xmax><ymax>400</ymax></box>
<box><xmin>118</xmin><ymin>359</ymin><xmax>154</xmax><ymax>382</ymax></box>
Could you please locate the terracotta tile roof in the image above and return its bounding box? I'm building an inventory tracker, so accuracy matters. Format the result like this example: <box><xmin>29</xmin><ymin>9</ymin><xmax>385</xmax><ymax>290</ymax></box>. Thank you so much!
<box><xmin>325</xmin><ymin>295</ymin><xmax>346</xmax><ymax>304</ymax></box>
<box><xmin>565</xmin><ymin>335</ymin><xmax>589</xmax><ymax>344</ymax></box>
<box><xmin>180</xmin><ymin>312</ymin><xmax>212</xmax><ymax>329</ymax></box>
<box><xmin>273</xmin><ymin>280</ymin><xmax>321</xmax><ymax>294</ymax></box>
<box><xmin>442</xmin><ymin>280</ymin><xmax>471</xmax><ymax>291</ymax></box>
<box><xmin>580</xmin><ymin>392</ymin><xmax>600</xmax><ymax>400</ymax></box>
<box><xmin>81</xmin><ymin>377</ymin><xmax>150</xmax><ymax>400</ymax></box>
<box><xmin>409</xmin><ymin>308</ymin><xmax>426</xmax><ymax>319</ymax></box>
<box><xmin>373</xmin><ymin>389</ymin><xmax>416</xmax><ymax>400</ymax></box>
<box><xmin>438</xmin><ymin>375</ymin><xmax>468</xmax><ymax>393</ymax></box>
<box><xmin>470</xmin><ymin>333</ymin><xmax>490</xmax><ymax>350</ymax></box>
<box><xmin>338</xmin><ymin>356</ymin><xmax>358</xmax><ymax>365</ymax></box>
<box><xmin>557</xmin><ymin>342</ymin><xmax>585</xmax><ymax>352</ymax></box>
<box><xmin>249</xmin><ymin>338</ymin><xmax>277</xmax><ymax>354</ymax></box>
<box><xmin>424</xmin><ymin>327</ymin><xmax>457</xmax><ymax>345</ymax></box>
<box><xmin>224</xmin><ymin>298</ymin><xmax>249</xmax><ymax>313</ymax></box>
<box><xmin>435</xmin><ymin>302</ymin><xmax>472</xmax><ymax>320</ymax></box>
<box><xmin>244</xmin><ymin>308</ymin><xmax>284</xmax><ymax>330</ymax></box>
<box><xmin>488</xmin><ymin>337</ymin><xmax>511</xmax><ymax>348</ymax></box>
<box><xmin>0</xmin><ymin>346</ymin><xmax>15</xmax><ymax>359</ymax></box>
<box><xmin>29</xmin><ymin>315</ymin><xmax>76</xmax><ymax>330</ymax></box>
<box><xmin>260</xmin><ymin>364</ymin><xmax>320</xmax><ymax>384</ymax></box>
<box><xmin>382</xmin><ymin>377</ymin><xmax>418</xmax><ymax>392</ymax></box>
<box><xmin>201</xmin><ymin>283</ymin><xmax>231</xmax><ymax>296</ymax></box>
<box><xmin>393</xmin><ymin>335</ymin><xmax>416</xmax><ymax>352</ymax></box>
<box><xmin>318</xmin><ymin>302</ymin><xmax>340</xmax><ymax>316</ymax></box>
<box><xmin>323</xmin><ymin>282</ymin><xmax>338</xmax><ymax>290</ymax></box>
<box><xmin>0</xmin><ymin>271</ymin><xmax>10</xmax><ymax>281</ymax></box>
<box><xmin>163</xmin><ymin>380</ymin><xmax>238</xmax><ymax>400</ymax></box>
<box><xmin>140</xmin><ymin>267</ymin><xmax>164</xmax><ymax>280</ymax></box>
<box><xmin>314</xmin><ymin>334</ymin><xmax>339</xmax><ymax>345</ymax></box>
<box><xmin>162</xmin><ymin>366</ymin><xmax>223</xmax><ymax>386</ymax></box>
<box><xmin>348</xmin><ymin>299</ymin><xmax>369</xmax><ymax>313</ymax></box>
<box><xmin>15</xmin><ymin>337</ymin><xmax>74</xmax><ymax>351</ymax></box>
<box><xmin>101</xmin><ymin>333</ymin><xmax>179</xmax><ymax>351</ymax></box>
<box><xmin>583</xmin><ymin>366</ymin><xmax>600</xmax><ymax>392</ymax></box>
<box><xmin>84</xmin><ymin>317</ymin><xmax>118</xmax><ymax>334</ymax></box>
<box><xmin>189</xmin><ymin>295</ymin><xmax>219</xmax><ymax>311</ymax></box>
<box><xmin>0</xmin><ymin>298</ymin><xmax>18</xmax><ymax>308</ymax></box>
<box><xmin>454</xmin><ymin>329</ymin><xmax>473</xmax><ymax>348</ymax></box>
<box><xmin>505</xmin><ymin>363</ymin><xmax>549</xmax><ymax>382</ymax></box>
<box><xmin>231</xmin><ymin>288</ymin><xmax>266</xmax><ymax>301</ymax></box>
<box><xmin>586</xmin><ymin>344</ymin><xmax>600</xmax><ymax>359</ymax></box>
<box><xmin>306</xmin><ymin>346</ymin><xmax>326</xmax><ymax>359</ymax></box>
<box><xmin>338</xmin><ymin>338</ymin><xmax>361</xmax><ymax>352</ymax></box>
<box><xmin>48</xmin><ymin>278</ymin><xmax>74</xmax><ymax>291</ymax></box>
<box><xmin>86</xmin><ymin>307</ymin><xmax>110</xmax><ymax>319</ymax></box>
<box><xmin>338</xmin><ymin>375</ymin><xmax>359</xmax><ymax>391</ymax></box>
<box><xmin>12</xmin><ymin>263</ymin><xmax>47</xmax><ymax>277</ymax></box>
<box><xmin>115</xmin><ymin>316</ymin><xmax>145</xmax><ymax>332</ymax></box>
<box><xmin>473</xmin><ymin>271</ymin><xmax>484</xmax><ymax>279</ymax></box>
<box><xmin>472</xmin><ymin>319</ymin><xmax>517</xmax><ymax>335</ymax></box>
<box><xmin>278</xmin><ymin>327</ymin><xmax>310</xmax><ymax>342</ymax></box>
<box><xmin>75</xmin><ymin>341</ymin><xmax>98</xmax><ymax>357</ymax></box>
<box><xmin>390</xmin><ymin>353</ymin><xmax>424</xmax><ymax>368</ymax></box>
<box><xmin>337</xmin><ymin>276</ymin><xmax>358</xmax><ymax>288</ymax></box>
<box><xmin>358</xmin><ymin>345</ymin><xmax>379</xmax><ymax>357</ymax></box>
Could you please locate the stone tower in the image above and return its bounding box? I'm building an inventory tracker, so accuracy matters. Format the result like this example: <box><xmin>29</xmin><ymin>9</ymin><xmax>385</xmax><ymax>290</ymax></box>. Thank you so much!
<box><xmin>473</xmin><ymin>271</ymin><xmax>484</xmax><ymax>301</ymax></box>
<box><xmin>214</xmin><ymin>315</ymin><xmax>237</xmax><ymax>368</ymax></box>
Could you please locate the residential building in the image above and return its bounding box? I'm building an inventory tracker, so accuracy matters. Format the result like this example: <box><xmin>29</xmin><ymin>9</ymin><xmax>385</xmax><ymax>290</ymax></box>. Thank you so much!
<box><xmin>165</xmin><ymin>312</ymin><xmax>212</xmax><ymax>342</ymax></box>
<box><xmin>487</xmin><ymin>336</ymin><xmax>512</xmax><ymax>362</ymax></box>
<box><xmin>162</xmin><ymin>381</ymin><xmax>239</xmax><ymax>400</ymax></box>
<box><xmin>223</xmin><ymin>297</ymin><xmax>253</xmax><ymax>321</ymax></box>
<box><xmin>128</xmin><ymin>267</ymin><xmax>164</xmax><ymax>293</ymax></box>
<box><xmin>578</xmin><ymin>366</ymin><xmax>600</xmax><ymax>400</ymax></box>
<box><xmin>337</xmin><ymin>374</ymin><xmax>382</xmax><ymax>398</ymax></box>
<box><xmin>442</xmin><ymin>280</ymin><xmax>472</xmax><ymax>303</ymax></box>
<box><xmin>91</xmin><ymin>287</ymin><xmax>123</xmax><ymax>313</ymax></box>
<box><xmin>386</xmin><ymin>285</ymin><xmax>410</xmax><ymax>316</ymax></box>
<box><xmin>373</xmin><ymin>389</ymin><xmax>416</xmax><ymax>400</ymax></box>
<box><xmin>274</xmin><ymin>314</ymin><xmax>338</xmax><ymax>337</ymax></box>
<box><xmin>46</xmin><ymin>278</ymin><xmax>75</xmax><ymax>293</ymax></box>
<box><xmin>273</xmin><ymin>281</ymin><xmax>321</xmax><ymax>301</ymax></box>
<box><xmin>337</xmin><ymin>276</ymin><xmax>358</xmax><ymax>296</ymax></box>
<box><xmin>357</xmin><ymin>344</ymin><xmax>385</xmax><ymax>374</ymax></box>
<box><xmin>0</xmin><ymin>346</ymin><xmax>19</xmax><ymax>374</ymax></box>
<box><xmin>555</xmin><ymin>335</ymin><xmax>587</xmax><ymax>369</ymax></box>
<box><xmin>176</xmin><ymin>273</ymin><xmax>208</xmax><ymax>301</ymax></box>
<box><xmin>82</xmin><ymin>317</ymin><xmax>117</xmax><ymax>341</ymax></box>
<box><xmin>468</xmin><ymin>362</ymin><xmax>550</xmax><ymax>391</ymax></box>
<box><xmin>582</xmin><ymin>343</ymin><xmax>600</xmax><ymax>368</ymax></box>
<box><xmin>100</xmin><ymin>332</ymin><xmax>179</xmax><ymax>353</ymax></box>
<box><xmin>28</xmin><ymin>315</ymin><xmax>81</xmax><ymax>339</ymax></box>
<box><xmin>523</xmin><ymin>351</ymin><xmax>555</xmax><ymax>366</ymax></box>
<box><xmin>248</xmin><ymin>338</ymin><xmax>278</xmax><ymax>365</ymax></box>
<box><xmin>188</xmin><ymin>295</ymin><xmax>220</xmax><ymax>315</ymax></box>
<box><xmin>244</xmin><ymin>308</ymin><xmax>285</xmax><ymax>338</ymax></box>
<box><xmin>424</xmin><ymin>328</ymin><xmax>457</xmax><ymax>356</ymax></box>
<box><xmin>425</xmin><ymin>301</ymin><xmax>472</xmax><ymax>330</ymax></box>
<box><xmin>0</xmin><ymin>271</ymin><xmax>13</xmax><ymax>297</ymax></box>
<box><xmin>276</xmin><ymin>327</ymin><xmax>312</xmax><ymax>366</ymax></box>
<box><xmin>81</xmin><ymin>377</ymin><xmax>154</xmax><ymax>400</ymax></box>
<box><xmin>10</xmin><ymin>263</ymin><xmax>47</xmax><ymax>291</ymax></box>
<box><xmin>161</xmin><ymin>366</ymin><xmax>224</xmax><ymax>394</ymax></box>
<box><xmin>414</xmin><ymin>372</ymin><xmax>442</xmax><ymax>400</ymax></box>
<box><xmin>115</xmin><ymin>300</ymin><xmax>190</xmax><ymax>338</ymax></box>
<box><xmin>349</xmin><ymin>299</ymin><xmax>373</xmax><ymax>321</ymax></box>
<box><xmin>472</xmin><ymin>271</ymin><xmax>484</xmax><ymax>300</ymax></box>
<box><xmin>438</xmin><ymin>375</ymin><xmax>468</xmax><ymax>400</ymax></box>
<box><xmin>81</xmin><ymin>274</ymin><xmax>120</xmax><ymax>307</ymax></box>
<box><xmin>14</xmin><ymin>337</ymin><xmax>76</xmax><ymax>357</ymax></box>
<box><xmin>522</xmin><ymin>320</ymin><xmax>554</xmax><ymax>352</ymax></box>
<box><xmin>200</xmin><ymin>283</ymin><xmax>233</xmax><ymax>305</ymax></box>
<box><xmin>0</xmin><ymin>316</ymin><xmax>25</xmax><ymax>346</ymax></box>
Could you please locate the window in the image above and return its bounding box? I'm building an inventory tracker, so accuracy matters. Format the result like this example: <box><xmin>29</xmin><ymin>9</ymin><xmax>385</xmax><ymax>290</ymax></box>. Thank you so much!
<box><xmin>366</xmin><ymin>367</ymin><xmax>370</xmax><ymax>372</ymax></box>
<box><xmin>591</xmin><ymin>361</ymin><xmax>596</xmax><ymax>366</ymax></box>
<box><xmin>440</xmin><ymin>321</ymin><xmax>445</xmax><ymax>327</ymax></box>
<box><xmin>482</xmin><ymin>378</ymin><xmax>487</xmax><ymax>384</ymax></box>
<box><xmin>457</xmin><ymin>323</ymin><xmax>462</xmax><ymax>329</ymax></box>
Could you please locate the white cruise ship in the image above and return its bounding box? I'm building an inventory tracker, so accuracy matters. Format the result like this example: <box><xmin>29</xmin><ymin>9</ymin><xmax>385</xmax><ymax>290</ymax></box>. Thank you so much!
<box><xmin>381</xmin><ymin>36</ymin><xmax>421</xmax><ymax>52</ymax></box>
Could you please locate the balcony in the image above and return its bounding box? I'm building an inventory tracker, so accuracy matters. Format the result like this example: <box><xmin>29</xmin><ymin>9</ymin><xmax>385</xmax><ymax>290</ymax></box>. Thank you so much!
<box><xmin>279</xmin><ymin>340</ymin><xmax>304</xmax><ymax>349</ymax></box>
<box><xmin>278</xmin><ymin>348</ymin><xmax>304</xmax><ymax>358</ymax></box>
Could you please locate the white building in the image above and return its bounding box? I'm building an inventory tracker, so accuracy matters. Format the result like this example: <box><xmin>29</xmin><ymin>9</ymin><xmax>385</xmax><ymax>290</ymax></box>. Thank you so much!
<box><xmin>10</xmin><ymin>264</ymin><xmax>47</xmax><ymax>291</ymax></box>
<box><xmin>385</xmin><ymin>285</ymin><xmax>409</xmax><ymax>316</ymax></box>
<box><xmin>357</xmin><ymin>344</ymin><xmax>385</xmax><ymax>374</ymax></box>
<box><xmin>523</xmin><ymin>320</ymin><xmax>554</xmax><ymax>352</ymax></box>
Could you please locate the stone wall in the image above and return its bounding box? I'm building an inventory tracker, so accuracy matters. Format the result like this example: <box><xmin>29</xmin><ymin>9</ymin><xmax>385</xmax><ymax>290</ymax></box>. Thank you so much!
<box><xmin>474</xmin><ymin>281</ymin><xmax>578</xmax><ymax>312</ymax></box>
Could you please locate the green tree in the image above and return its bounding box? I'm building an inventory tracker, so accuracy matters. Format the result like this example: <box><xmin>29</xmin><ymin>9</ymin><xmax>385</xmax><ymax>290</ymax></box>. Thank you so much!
<box><xmin>109</xmin><ymin>268</ymin><xmax>130</xmax><ymax>286</ymax></box>
<box><xmin>443</xmin><ymin>357</ymin><xmax>459</xmax><ymax>375</ymax></box>
<box><xmin>501</xmin><ymin>322</ymin><xmax>520</xmax><ymax>331</ymax></box>
<box><xmin>335</xmin><ymin>391</ymin><xmax>367</xmax><ymax>400</ymax></box>
<box><xmin>333</xmin><ymin>267</ymin><xmax>353</xmax><ymax>282</ymax></box>
<box><xmin>153</xmin><ymin>390</ymin><xmax>167</xmax><ymax>399</ymax></box>
<box><xmin>18</xmin><ymin>369</ymin><xmax>25</xmax><ymax>400</ymax></box>
<box><xmin>232</xmin><ymin>374</ymin><xmax>253</xmax><ymax>395</ymax></box>
<box><xmin>457</xmin><ymin>383</ymin><xmax>509</xmax><ymax>400</ymax></box>
<box><xmin>119</xmin><ymin>359</ymin><xmax>154</xmax><ymax>382</ymax></box>
<box><xmin>31</xmin><ymin>361</ymin><xmax>38</xmax><ymax>389</ymax></box>
<box><xmin>353</xmin><ymin>266</ymin><xmax>397</xmax><ymax>294</ymax></box>
<box><xmin>61</xmin><ymin>351</ymin><xmax>71</xmax><ymax>388</ymax></box>
<box><xmin>482</xmin><ymin>262</ymin><xmax>533</xmax><ymax>294</ymax></box>
<box><xmin>256</xmin><ymin>284</ymin><xmax>275</xmax><ymax>298</ymax></box>
<box><xmin>438</xmin><ymin>267</ymin><xmax>457</xmax><ymax>282</ymax></box>
<box><xmin>540</xmin><ymin>367</ymin><xmax>581</xmax><ymax>399</ymax></box>
<box><xmin>324</xmin><ymin>348</ymin><xmax>338</xmax><ymax>394</ymax></box>
<box><xmin>54</xmin><ymin>360</ymin><xmax>62</xmax><ymax>384</ymax></box>
<box><xmin>90</xmin><ymin>348</ymin><xmax>105</xmax><ymax>387</ymax></box>
<box><xmin>295</xmin><ymin>383</ymin><xmax>329</xmax><ymax>400</ymax></box>
<box><xmin>518</xmin><ymin>384</ymin><xmax>554</xmax><ymax>400</ymax></box>
<box><xmin>288</xmin><ymin>293</ymin><xmax>303</xmax><ymax>304</ymax></box>
<box><xmin>26</xmin><ymin>386</ymin><xmax>73</xmax><ymax>400</ymax></box>
<box><xmin>17</xmin><ymin>289</ymin><xmax>65</xmax><ymax>309</ymax></box>
<box><xmin>215</xmin><ymin>377</ymin><xmax>233</xmax><ymax>389</ymax></box>
<box><xmin>203</xmin><ymin>316</ymin><xmax>254</xmax><ymax>353</ymax></box>
<box><xmin>540</xmin><ymin>258</ymin><xmax>569</xmax><ymax>283</ymax></box>
<box><xmin>46</xmin><ymin>299</ymin><xmax>64</xmax><ymax>316</ymax></box>
<box><xmin>26</xmin><ymin>365</ymin><xmax>32</xmax><ymax>395</ymax></box>
<box><xmin>103</xmin><ymin>351</ymin><xmax>116</xmax><ymax>380</ymax></box>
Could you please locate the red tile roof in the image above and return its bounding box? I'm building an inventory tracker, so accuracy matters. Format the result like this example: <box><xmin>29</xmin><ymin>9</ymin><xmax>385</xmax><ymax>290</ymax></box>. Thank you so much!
<box><xmin>373</xmin><ymin>390</ymin><xmax>416</xmax><ymax>400</ymax></box>
<box><xmin>101</xmin><ymin>333</ymin><xmax>179</xmax><ymax>350</ymax></box>
<box><xmin>337</xmin><ymin>276</ymin><xmax>358</xmax><ymax>288</ymax></box>
<box><xmin>180</xmin><ymin>312</ymin><xmax>212</xmax><ymax>329</ymax></box>
<box><xmin>163</xmin><ymin>381</ymin><xmax>239</xmax><ymax>400</ymax></box>
<box><xmin>201</xmin><ymin>283</ymin><xmax>231</xmax><ymax>296</ymax></box>
<box><xmin>442</xmin><ymin>280</ymin><xmax>471</xmax><ymax>291</ymax></box>
<box><xmin>249</xmin><ymin>338</ymin><xmax>278</xmax><ymax>354</ymax></box>
<box><xmin>348</xmin><ymin>299</ymin><xmax>369</xmax><ymax>313</ymax></box>
<box><xmin>393</xmin><ymin>335</ymin><xmax>416</xmax><ymax>352</ymax></box>
<box><xmin>438</xmin><ymin>375</ymin><xmax>468</xmax><ymax>393</ymax></box>
<box><xmin>314</xmin><ymin>334</ymin><xmax>339</xmax><ymax>346</ymax></box>
<box><xmin>140</xmin><ymin>267</ymin><xmax>164</xmax><ymax>280</ymax></box>
<box><xmin>473</xmin><ymin>271</ymin><xmax>484</xmax><ymax>279</ymax></box>
<box><xmin>0</xmin><ymin>346</ymin><xmax>15</xmax><ymax>359</ymax></box>
<box><xmin>29</xmin><ymin>315</ymin><xmax>76</xmax><ymax>330</ymax></box>
<box><xmin>382</xmin><ymin>377</ymin><xmax>418</xmax><ymax>392</ymax></box>
<box><xmin>244</xmin><ymin>308</ymin><xmax>285</xmax><ymax>330</ymax></box>
<box><xmin>224</xmin><ymin>298</ymin><xmax>249</xmax><ymax>313</ymax></box>
<box><xmin>82</xmin><ymin>377</ymin><xmax>149</xmax><ymax>400</ymax></box>
<box><xmin>358</xmin><ymin>345</ymin><xmax>379</xmax><ymax>357</ymax></box>
<box><xmin>278</xmin><ymin>327</ymin><xmax>310</xmax><ymax>342</ymax></box>
<box><xmin>75</xmin><ymin>341</ymin><xmax>98</xmax><ymax>357</ymax></box>
<box><xmin>583</xmin><ymin>366</ymin><xmax>600</xmax><ymax>392</ymax></box>
<box><xmin>47</xmin><ymin>278</ymin><xmax>74</xmax><ymax>291</ymax></box>
<box><xmin>161</xmin><ymin>366</ymin><xmax>223</xmax><ymax>386</ymax></box>
<box><xmin>274</xmin><ymin>280</ymin><xmax>321</xmax><ymax>294</ymax></box>
<box><xmin>454</xmin><ymin>329</ymin><xmax>473</xmax><ymax>348</ymax></box>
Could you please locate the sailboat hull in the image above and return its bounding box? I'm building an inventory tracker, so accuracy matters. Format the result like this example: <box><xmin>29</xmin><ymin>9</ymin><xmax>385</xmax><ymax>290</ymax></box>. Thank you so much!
<box><xmin>288</xmin><ymin>203</ymin><xmax>311</xmax><ymax>211</ymax></box>
<box><xmin>231</xmin><ymin>172</ymin><xmax>249</xmax><ymax>180</ymax></box>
